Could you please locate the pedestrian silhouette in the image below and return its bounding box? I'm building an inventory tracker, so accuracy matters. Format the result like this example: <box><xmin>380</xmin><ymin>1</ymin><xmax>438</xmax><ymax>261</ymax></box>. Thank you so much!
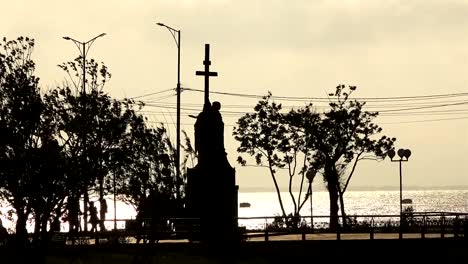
<box><xmin>50</xmin><ymin>208</ymin><xmax>61</xmax><ymax>232</ymax></box>
<box><xmin>89</xmin><ymin>201</ymin><xmax>99</xmax><ymax>232</ymax></box>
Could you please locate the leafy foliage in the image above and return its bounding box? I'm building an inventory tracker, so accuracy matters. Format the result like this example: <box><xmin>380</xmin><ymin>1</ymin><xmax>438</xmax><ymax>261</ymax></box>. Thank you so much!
<box><xmin>234</xmin><ymin>86</ymin><xmax>395</xmax><ymax>229</ymax></box>
<box><xmin>0</xmin><ymin>36</ymin><xmax>184</xmax><ymax>244</ymax></box>
<box><xmin>234</xmin><ymin>92</ymin><xmax>315</xmax><ymax>219</ymax></box>
<box><xmin>0</xmin><ymin>36</ymin><xmax>60</xmax><ymax>242</ymax></box>
<box><xmin>301</xmin><ymin>85</ymin><xmax>395</xmax><ymax>229</ymax></box>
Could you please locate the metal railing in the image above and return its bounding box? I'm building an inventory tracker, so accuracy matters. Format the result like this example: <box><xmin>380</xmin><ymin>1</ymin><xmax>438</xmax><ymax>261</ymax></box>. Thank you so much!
<box><xmin>77</xmin><ymin>212</ymin><xmax>468</xmax><ymax>243</ymax></box>
<box><xmin>4</xmin><ymin>212</ymin><xmax>466</xmax><ymax>246</ymax></box>
<box><xmin>238</xmin><ymin>212</ymin><xmax>467</xmax><ymax>241</ymax></box>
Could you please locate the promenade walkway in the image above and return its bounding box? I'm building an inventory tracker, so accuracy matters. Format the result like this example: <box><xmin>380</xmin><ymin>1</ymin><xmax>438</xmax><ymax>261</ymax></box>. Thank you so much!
<box><xmin>245</xmin><ymin>232</ymin><xmax>457</xmax><ymax>241</ymax></box>
<box><xmin>65</xmin><ymin>232</ymin><xmax>460</xmax><ymax>245</ymax></box>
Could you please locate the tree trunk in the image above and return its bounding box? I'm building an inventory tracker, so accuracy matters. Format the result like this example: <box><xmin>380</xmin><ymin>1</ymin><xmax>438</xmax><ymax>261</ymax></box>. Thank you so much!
<box><xmin>288</xmin><ymin>175</ymin><xmax>297</xmax><ymax>216</ymax></box>
<box><xmin>327</xmin><ymin>183</ymin><xmax>339</xmax><ymax>231</ymax></box>
<box><xmin>83</xmin><ymin>190</ymin><xmax>89</xmax><ymax>232</ymax></box>
<box><xmin>325</xmin><ymin>162</ymin><xmax>339</xmax><ymax>231</ymax></box>
<box><xmin>33</xmin><ymin>213</ymin><xmax>41</xmax><ymax>244</ymax></box>
<box><xmin>99</xmin><ymin>178</ymin><xmax>106</xmax><ymax>231</ymax></box>
<box><xmin>338</xmin><ymin>189</ymin><xmax>347</xmax><ymax>227</ymax></box>
<box><xmin>268</xmin><ymin>158</ymin><xmax>287</xmax><ymax>217</ymax></box>
<box><xmin>40</xmin><ymin>212</ymin><xmax>50</xmax><ymax>243</ymax></box>
<box><xmin>15</xmin><ymin>210</ymin><xmax>28</xmax><ymax>246</ymax></box>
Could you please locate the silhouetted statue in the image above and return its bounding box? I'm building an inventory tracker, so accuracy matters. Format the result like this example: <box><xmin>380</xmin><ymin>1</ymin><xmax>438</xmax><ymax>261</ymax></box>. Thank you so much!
<box><xmin>194</xmin><ymin>101</ymin><xmax>227</xmax><ymax>167</ymax></box>
<box><xmin>187</xmin><ymin>44</ymin><xmax>238</xmax><ymax>245</ymax></box>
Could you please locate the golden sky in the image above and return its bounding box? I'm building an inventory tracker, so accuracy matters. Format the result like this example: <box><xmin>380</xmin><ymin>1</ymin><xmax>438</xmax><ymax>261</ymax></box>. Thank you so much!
<box><xmin>2</xmin><ymin>0</ymin><xmax>468</xmax><ymax>189</ymax></box>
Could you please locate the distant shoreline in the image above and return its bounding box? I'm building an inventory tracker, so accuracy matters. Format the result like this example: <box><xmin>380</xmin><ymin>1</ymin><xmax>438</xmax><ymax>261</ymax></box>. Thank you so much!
<box><xmin>239</xmin><ymin>186</ymin><xmax>468</xmax><ymax>193</ymax></box>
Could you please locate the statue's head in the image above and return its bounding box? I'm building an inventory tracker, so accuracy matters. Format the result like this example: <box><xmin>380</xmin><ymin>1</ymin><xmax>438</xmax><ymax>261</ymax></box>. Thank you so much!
<box><xmin>212</xmin><ymin>101</ymin><xmax>221</xmax><ymax>111</ymax></box>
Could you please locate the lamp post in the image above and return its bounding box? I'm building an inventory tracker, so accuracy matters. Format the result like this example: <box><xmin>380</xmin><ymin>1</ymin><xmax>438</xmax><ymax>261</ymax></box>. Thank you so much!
<box><xmin>63</xmin><ymin>33</ymin><xmax>106</xmax><ymax>232</ymax></box>
<box><xmin>306</xmin><ymin>169</ymin><xmax>317</xmax><ymax>230</ymax></box>
<box><xmin>387</xmin><ymin>148</ymin><xmax>412</xmax><ymax>239</ymax></box>
<box><xmin>157</xmin><ymin>22</ymin><xmax>181</xmax><ymax>200</ymax></box>
<box><xmin>63</xmin><ymin>33</ymin><xmax>106</xmax><ymax>94</ymax></box>
<box><xmin>113</xmin><ymin>168</ymin><xmax>117</xmax><ymax>230</ymax></box>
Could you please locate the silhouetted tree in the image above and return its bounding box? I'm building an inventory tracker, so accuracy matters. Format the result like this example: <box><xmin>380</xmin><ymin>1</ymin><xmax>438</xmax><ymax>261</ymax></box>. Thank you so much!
<box><xmin>53</xmin><ymin>57</ymin><xmax>114</xmax><ymax>232</ymax></box>
<box><xmin>235</xmin><ymin>86</ymin><xmax>395</xmax><ymax>230</ymax></box>
<box><xmin>118</xmin><ymin>116</ymin><xmax>177</xmax><ymax>215</ymax></box>
<box><xmin>180</xmin><ymin>129</ymin><xmax>196</xmax><ymax>208</ymax></box>
<box><xmin>234</xmin><ymin>93</ymin><xmax>315</xmax><ymax>220</ymax></box>
<box><xmin>288</xmin><ymin>85</ymin><xmax>395</xmax><ymax>230</ymax></box>
<box><xmin>0</xmin><ymin>36</ymin><xmax>37</xmax><ymax>241</ymax></box>
<box><xmin>50</xmin><ymin>57</ymin><xmax>139</xmax><ymax>233</ymax></box>
<box><xmin>181</xmin><ymin>130</ymin><xmax>197</xmax><ymax>176</ymax></box>
<box><xmin>53</xmin><ymin>53</ymin><xmax>185</xmax><ymax>234</ymax></box>
<box><xmin>0</xmin><ymin>37</ymin><xmax>186</xmax><ymax>244</ymax></box>
<box><xmin>0</xmin><ymin>37</ymin><xmax>61</xmax><ymax>241</ymax></box>
<box><xmin>29</xmin><ymin>137</ymin><xmax>67</xmax><ymax>244</ymax></box>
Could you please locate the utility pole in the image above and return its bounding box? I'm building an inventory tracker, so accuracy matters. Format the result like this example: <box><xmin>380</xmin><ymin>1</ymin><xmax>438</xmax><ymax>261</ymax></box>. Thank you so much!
<box><xmin>157</xmin><ymin>22</ymin><xmax>182</xmax><ymax>200</ymax></box>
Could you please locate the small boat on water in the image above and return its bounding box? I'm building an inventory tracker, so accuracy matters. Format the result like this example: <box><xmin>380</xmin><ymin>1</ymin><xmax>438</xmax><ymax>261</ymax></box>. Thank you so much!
<box><xmin>239</xmin><ymin>202</ymin><xmax>251</xmax><ymax>208</ymax></box>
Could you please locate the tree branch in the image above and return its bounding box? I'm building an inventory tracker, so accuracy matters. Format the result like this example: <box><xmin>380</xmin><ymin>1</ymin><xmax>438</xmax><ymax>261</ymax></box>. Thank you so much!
<box><xmin>342</xmin><ymin>151</ymin><xmax>363</xmax><ymax>193</ymax></box>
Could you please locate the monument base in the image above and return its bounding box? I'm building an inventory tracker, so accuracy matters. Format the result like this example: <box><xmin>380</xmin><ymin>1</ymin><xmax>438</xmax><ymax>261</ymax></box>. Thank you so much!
<box><xmin>186</xmin><ymin>165</ymin><xmax>238</xmax><ymax>244</ymax></box>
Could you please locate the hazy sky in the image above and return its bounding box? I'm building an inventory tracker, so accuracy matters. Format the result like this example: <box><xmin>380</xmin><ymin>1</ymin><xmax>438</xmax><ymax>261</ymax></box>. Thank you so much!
<box><xmin>2</xmin><ymin>0</ymin><xmax>468</xmax><ymax>190</ymax></box>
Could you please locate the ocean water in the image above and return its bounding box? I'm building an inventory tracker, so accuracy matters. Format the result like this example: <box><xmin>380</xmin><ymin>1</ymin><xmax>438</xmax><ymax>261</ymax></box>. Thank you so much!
<box><xmin>238</xmin><ymin>189</ymin><xmax>468</xmax><ymax>218</ymax></box>
<box><xmin>237</xmin><ymin>189</ymin><xmax>468</xmax><ymax>229</ymax></box>
<box><xmin>1</xmin><ymin>189</ymin><xmax>467</xmax><ymax>232</ymax></box>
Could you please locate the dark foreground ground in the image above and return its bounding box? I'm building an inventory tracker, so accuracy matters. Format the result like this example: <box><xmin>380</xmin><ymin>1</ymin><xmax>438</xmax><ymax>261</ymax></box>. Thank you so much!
<box><xmin>1</xmin><ymin>238</ymin><xmax>466</xmax><ymax>263</ymax></box>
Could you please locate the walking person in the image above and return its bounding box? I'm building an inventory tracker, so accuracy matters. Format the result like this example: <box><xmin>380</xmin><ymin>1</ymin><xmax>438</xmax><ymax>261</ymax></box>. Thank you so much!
<box><xmin>89</xmin><ymin>201</ymin><xmax>99</xmax><ymax>233</ymax></box>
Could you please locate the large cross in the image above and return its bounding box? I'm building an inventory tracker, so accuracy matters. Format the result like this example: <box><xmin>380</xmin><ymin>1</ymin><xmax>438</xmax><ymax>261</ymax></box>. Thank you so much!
<box><xmin>196</xmin><ymin>44</ymin><xmax>218</xmax><ymax>106</ymax></box>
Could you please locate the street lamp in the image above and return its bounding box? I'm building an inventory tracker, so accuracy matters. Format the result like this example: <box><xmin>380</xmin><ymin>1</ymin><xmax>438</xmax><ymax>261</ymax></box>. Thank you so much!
<box><xmin>63</xmin><ymin>33</ymin><xmax>106</xmax><ymax>232</ymax></box>
<box><xmin>63</xmin><ymin>33</ymin><xmax>106</xmax><ymax>94</ymax></box>
<box><xmin>157</xmin><ymin>22</ymin><xmax>181</xmax><ymax>200</ymax></box>
<box><xmin>306</xmin><ymin>169</ymin><xmax>317</xmax><ymax>230</ymax></box>
<box><xmin>387</xmin><ymin>148</ymin><xmax>412</xmax><ymax>239</ymax></box>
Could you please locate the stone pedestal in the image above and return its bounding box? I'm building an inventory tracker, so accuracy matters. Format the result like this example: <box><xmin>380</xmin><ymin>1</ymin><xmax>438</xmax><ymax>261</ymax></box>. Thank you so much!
<box><xmin>187</xmin><ymin>162</ymin><xmax>238</xmax><ymax>243</ymax></box>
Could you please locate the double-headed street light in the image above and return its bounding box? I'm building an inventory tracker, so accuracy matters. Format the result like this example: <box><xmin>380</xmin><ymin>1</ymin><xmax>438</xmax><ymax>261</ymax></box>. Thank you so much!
<box><xmin>63</xmin><ymin>33</ymin><xmax>106</xmax><ymax>232</ymax></box>
<box><xmin>63</xmin><ymin>33</ymin><xmax>106</xmax><ymax>94</ymax></box>
<box><xmin>157</xmin><ymin>22</ymin><xmax>181</xmax><ymax>200</ymax></box>
<box><xmin>387</xmin><ymin>148</ymin><xmax>412</xmax><ymax>239</ymax></box>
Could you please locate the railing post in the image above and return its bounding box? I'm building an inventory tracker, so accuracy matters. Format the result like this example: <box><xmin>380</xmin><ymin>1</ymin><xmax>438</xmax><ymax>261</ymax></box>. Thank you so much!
<box><xmin>264</xmin><ymin>218</ymin><xmax>269</xmax><ymax>242</ymax></box>
<box><xmin>370</xmin><ymin>218</ymin><xmax>374</xmax><ymax>240</ymax></box>
<box><xmin>440</xmin><ymin>216</ymin><xmax>445</xmax><ymax>239</ymax></box>
<box><xmin>336</xmin><ymin>223</ymin><xmax>341</xmax><ymax>241</ymax></box>
<box><xmin>399</xmin><ymin>219</ymin><xmax>403</xmax><ymax>240</ymax></box>
<box><xmin>454</xmin><ymin>215</ymin><xmax>459</xmax><ymax>239</ymax></box>
<box><xmin>464</xmin><ymin>217</ymin><xmax>468</xmax><ymax>241</ymax></box>
<box><xmin>421</xmin><ymin>215</ymin><xmax>425</xmax><ymax>239</ymax></box>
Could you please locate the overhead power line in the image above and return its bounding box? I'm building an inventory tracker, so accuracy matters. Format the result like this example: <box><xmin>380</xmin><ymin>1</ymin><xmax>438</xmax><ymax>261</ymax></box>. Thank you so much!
<box><xmin>183</xmin><ymin>87</ymin><xmax>468</xmax><ymax>102</ymax></box>
<box><xmin>376</xmin><ymin>100</ymin><xmax>468</xmax><ymax>113</ymax></box>
<box><xmin>380</xmin><ymin>116</ymin><xmax>468</xmax><ymax>124</ymax></box>
<box><xmin>129</xmin><ymin>87</ymin><xmax>468</xmax><ymax>126</ymax></box>
<box><xmin>127</xmin><ymin>88</ymin><xmax>174</xmax><ymax>99</ymax></box>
